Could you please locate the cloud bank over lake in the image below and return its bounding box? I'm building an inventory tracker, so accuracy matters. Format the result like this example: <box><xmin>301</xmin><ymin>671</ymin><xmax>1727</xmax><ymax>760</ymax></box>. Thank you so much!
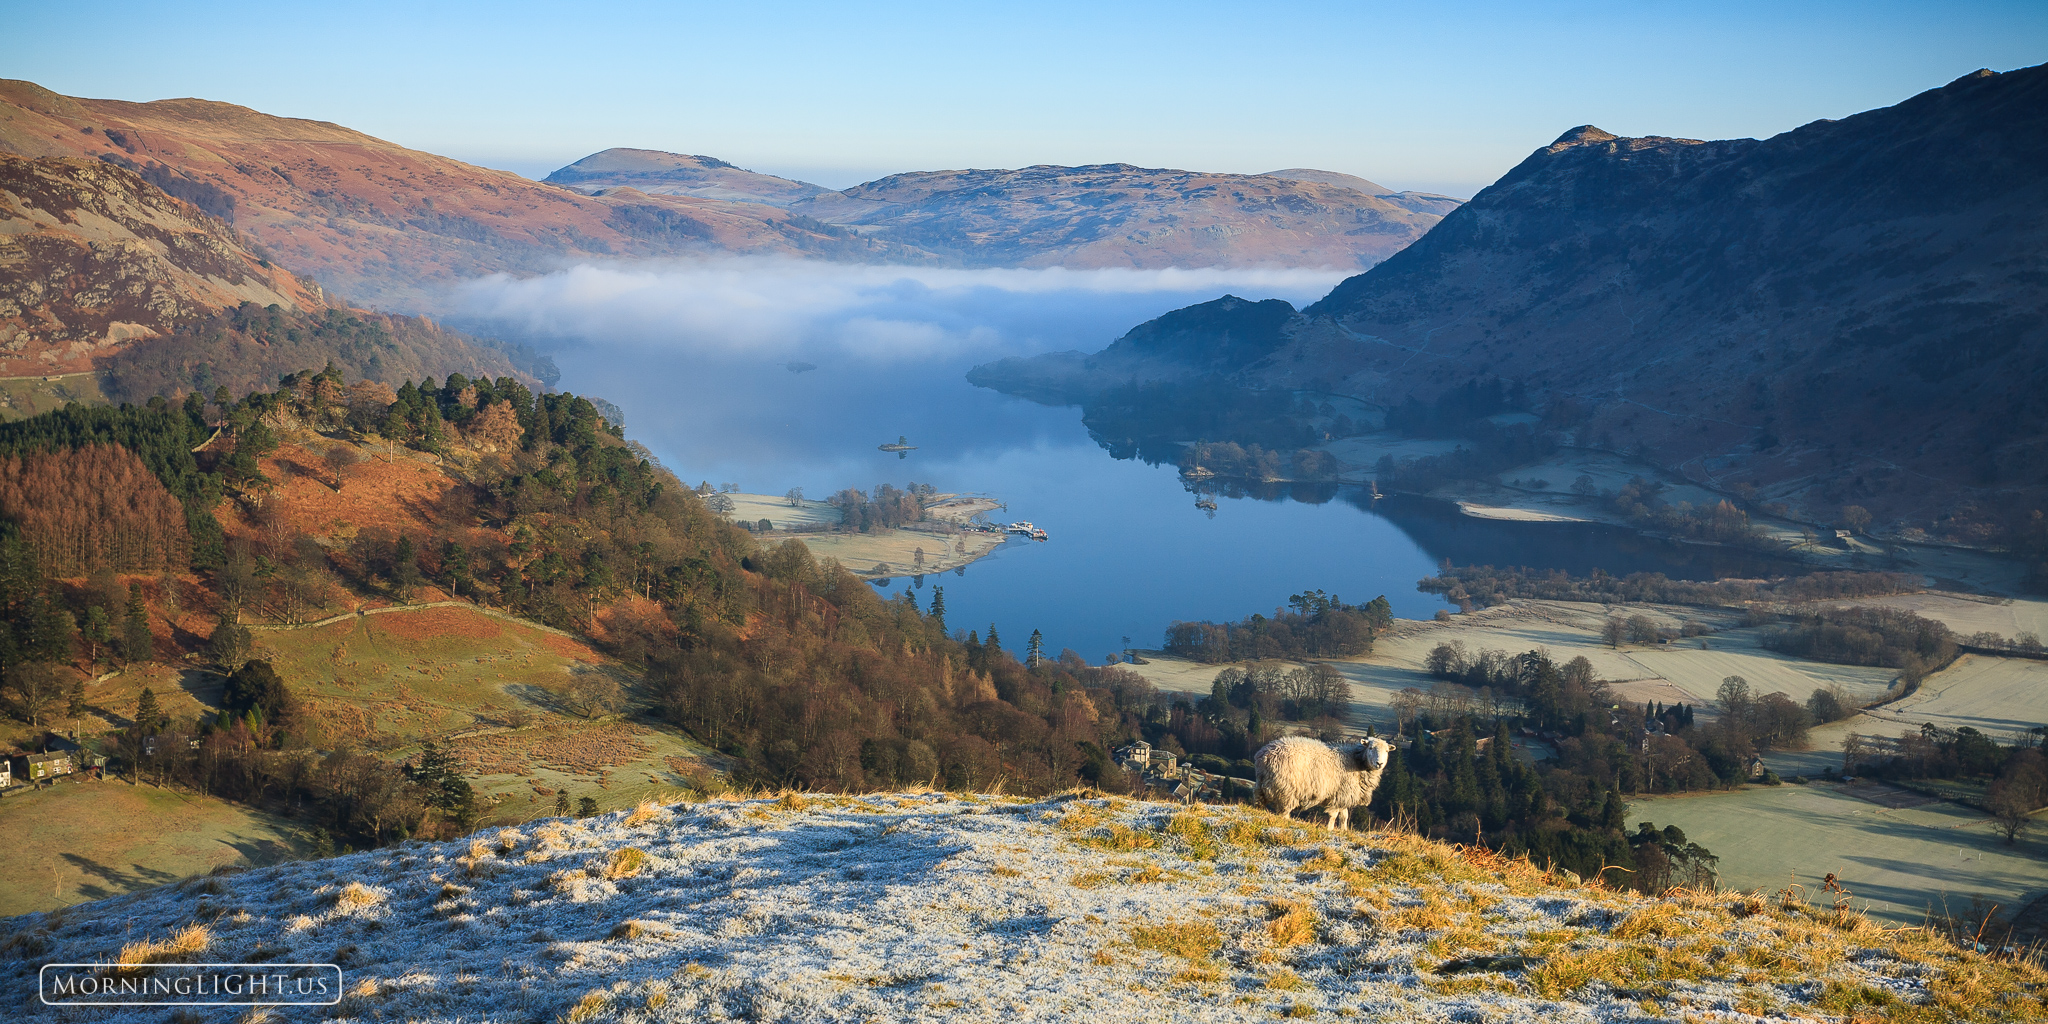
<box><xmin>452</xmin><ymin>259</ymin><xmax>1351</xmax><ymax>364</ymax></box>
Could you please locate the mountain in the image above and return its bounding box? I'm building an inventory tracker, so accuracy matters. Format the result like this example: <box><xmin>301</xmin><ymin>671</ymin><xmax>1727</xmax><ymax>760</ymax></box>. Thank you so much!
<box><xmin>3</xmin><ymin>792</ymin><xmax>2005</xmax><ymax>1023</ymax></box>
<box><xmin>0</xmin><ymin>152</ymin><xmax>532</xmax><ymax>400</ymax></box>
<box><xmin>543</xmin><ymin>147</ymin><xmax>830</xmax><ymax>206</ymax></box>
<box><xmin>0</xmin><ymin>81</ymin><xmax>902</xmax><ymax>310</ymax></box>
<box><xmin>789</xmin><ymin>163</ymin><xmax>1453</xmax><ymax>269</ymax></box>
<box><xmin>0</xmin><ymin>154</ymin><xmax>321</xmax><ymax>376</ymax></box>
<box><xmin>980</xmin><ymin>65</ymin><xmax>2048</xmax><ymax>540</ymax></box>
<box><xmin>1262</xmin><ymin>167</ymin><xmax>1464</xmax><ymax>218</ymax></box>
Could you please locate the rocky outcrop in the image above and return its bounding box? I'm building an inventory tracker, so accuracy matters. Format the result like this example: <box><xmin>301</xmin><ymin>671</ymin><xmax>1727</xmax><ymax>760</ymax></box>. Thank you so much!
<box><xmin>0</xmin><ymin>154</ymin><xmax>320</xmax><ymax>375</ymax></box>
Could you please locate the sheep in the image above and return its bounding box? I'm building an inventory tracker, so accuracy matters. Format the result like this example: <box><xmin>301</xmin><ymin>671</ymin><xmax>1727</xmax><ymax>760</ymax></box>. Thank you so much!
<box><xmin>1312</xmin><ymin>737</ymin><xmax>1391</xmax><ymax>831</ymax></box>
<box><xmin>1253</xmin><ymin>736</ymin><xmax>1393</xmax><ymax>831</ymax></box>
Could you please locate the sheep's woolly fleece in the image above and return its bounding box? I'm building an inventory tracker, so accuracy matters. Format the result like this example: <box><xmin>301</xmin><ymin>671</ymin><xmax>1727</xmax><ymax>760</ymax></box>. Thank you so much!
<box><xmin>1</xmin><ymin>793</ymin><xmax>2017</xmax><ymax>1023</ymax></box>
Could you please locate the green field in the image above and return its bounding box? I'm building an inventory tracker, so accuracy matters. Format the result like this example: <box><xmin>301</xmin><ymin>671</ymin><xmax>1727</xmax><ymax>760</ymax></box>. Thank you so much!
<box><xmin>1630</xmin><ymin>783</ymin><xmax>2046</xmax><ymax>926</ymax></box>
<box><xmin>0</xmin><ymin>780</ymin><xmax>308</xmax><ymax>917</ymax></box>
<box><xmin>253</xmin><ymin>604</ymin><xmax>720</xmax><ymax>814</ymax></box>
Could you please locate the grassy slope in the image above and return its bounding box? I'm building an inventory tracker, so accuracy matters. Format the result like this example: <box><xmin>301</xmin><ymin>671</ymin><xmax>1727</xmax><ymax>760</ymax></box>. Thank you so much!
<box><xmin>253</xmin><ymin>604</ymin><xmax>718</xmax><ymax>815</ymax></box>
<box><xmin>1631</xmin><ymin>783</ymin><xmax>2048</xmax><ymax>927</ymax></box>
<box><xmin>0</xmin><ymin>781</ymin><xmax>307</xmax><ymax>916</ymax></box>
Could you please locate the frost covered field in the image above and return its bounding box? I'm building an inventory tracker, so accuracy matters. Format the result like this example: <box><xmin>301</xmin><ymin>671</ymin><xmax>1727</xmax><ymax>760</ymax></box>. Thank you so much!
<box><xmin>6</xmin><ymin>794</ymin><xmax>2041</xmax><ymax>1023</ymax></box>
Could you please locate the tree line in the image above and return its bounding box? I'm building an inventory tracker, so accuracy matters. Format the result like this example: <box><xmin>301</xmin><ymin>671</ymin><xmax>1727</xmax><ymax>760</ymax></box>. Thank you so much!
<box><xmin>1417</xmin><ymin>562</ymin><xmax>1919</xmax><ymax>611</ymax></box>
<box><xmin>1163</xmin><ymin>590</ymin><xmax>1392</xmax><ymax>663</ymax></box>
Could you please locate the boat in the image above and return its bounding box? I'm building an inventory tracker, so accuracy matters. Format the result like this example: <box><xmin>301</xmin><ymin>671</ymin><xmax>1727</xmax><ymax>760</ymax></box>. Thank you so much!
<box><xmin>1005</xmin><ymin>521</ymin><xmax>1049</xmax><ymax>541</ymax></box>
<box><xmin>878</xmin><ymin>434</ymin><xmax>918</xmax><ymax>453</ymax></box>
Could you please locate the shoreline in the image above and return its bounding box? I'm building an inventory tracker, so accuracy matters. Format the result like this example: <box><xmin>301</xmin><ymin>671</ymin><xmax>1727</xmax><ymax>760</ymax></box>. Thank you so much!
<box><xmin>714</xmin><ymin>491</ymin><xmax>1021</xmax><ymax>578</ymax></box>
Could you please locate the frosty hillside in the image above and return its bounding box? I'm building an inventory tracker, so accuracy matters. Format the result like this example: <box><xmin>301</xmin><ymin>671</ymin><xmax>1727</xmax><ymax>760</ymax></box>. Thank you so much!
<box><xmin>7</xmin><ymin>792</ymin><xmax>2040</xmax><ymax>1023</ymax></box>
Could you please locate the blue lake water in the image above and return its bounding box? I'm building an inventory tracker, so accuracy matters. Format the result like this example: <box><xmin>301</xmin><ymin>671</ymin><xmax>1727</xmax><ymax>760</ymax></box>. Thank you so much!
<box><xmin>465</xmin><ymin>263</ymin><xmax>1782</xmax><ymax>662</ymax></box>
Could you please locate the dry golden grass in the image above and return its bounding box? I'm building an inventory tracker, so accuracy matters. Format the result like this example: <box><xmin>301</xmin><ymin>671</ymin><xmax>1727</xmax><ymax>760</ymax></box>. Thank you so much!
<box><xmin>602</xmin><ymin>847</ymin><xmax>649</xmax><ymax>879</ymax></box>
<box><xmin>1164</xmin><ymin>811</ymin><xmax>1221</xmax><ymax>860</ymax></box>
<box><xmin>1265</xmin><ymin>899</ymin><xmax>1317</xmax><ymax>948</ymax></box>
<box><xmin>989</xmin><ymin>864</ymin><xmax>1022</xmax><ymax>878</ymax></box>
<box><xmin>332</xmin><ymin>882</ymin><xmax>383</xmax><ymax>910</ymax></box>
<box><xmin>116</xmin><ymin>924</ymin><xmax>210</xmax><ymax>969</ymax></box>
<box><xmin>622</xmin><ymin>799</ymin><xmax>668</xmax><ymax>827</ymax></box>
<box><xmin>1264</xmin><ymin>968</ymin><xmax>1304</xmax><ymax>991</ymax></box>
<box><xmin>1130</xmin><ymin>921</ymin><xmax>1223</xmax><ymax>960</ymax></box>
<box><xmin>564</xmin><ymin>989</ymin><xmax>609</xmax><ymax>1023</ymax></box>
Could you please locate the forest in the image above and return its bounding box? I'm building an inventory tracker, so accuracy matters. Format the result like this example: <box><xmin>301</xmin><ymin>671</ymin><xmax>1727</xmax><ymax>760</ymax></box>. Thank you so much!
<box><xmin>1417</xmin><ymin>563</ymin><xmax>1919</xmax><ymax>611</ymax></box>
<box><xmin>1761</xmin><ymin>605</ymin><xmax>1959</xmax><ymax>683</ymax></box>
<box><xmin>0</xmin><ymin>365</ymin><xmax>1220</xmax><ymax>850</ymax></box>
<box><xmin>1162</xmin><ymin>590</ymin><xmax>1392</xmax><ymax>663</ymax></box>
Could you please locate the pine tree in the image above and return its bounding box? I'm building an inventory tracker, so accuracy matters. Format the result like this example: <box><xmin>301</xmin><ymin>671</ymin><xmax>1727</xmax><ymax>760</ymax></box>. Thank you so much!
<box><xmin>122</xmin><ymin>583</ymin><xmax>152</xmax><ymax>662</ymax></box>
<box><xmin>554</xmin><ymin>790</ymin><xmax>571</xmax><ymax>817</ymax></box>
<box><xmin>135</xmin><ymin>687</ymin><xmax>163</xmax><ymax>734</ymax></box>
<box><xmin>928</xmin><ymin>587</ymin><xmax>946</xmax><ymax>633</ymax></box>
<box><xmin>66</xmin><ymin>678</ymin><xmax>87</xmax><ymax>718</ymax></box>
<box><xmin>986</xmin><ymin>624</ymin><xmax>1001</xmax><ymax>653</ymax></box>
<box><xmin>82</xmin><ymin>605</ymin><xmax>113</xmax><ymax>662</ymax></box>
<box><xmin>1026</xmin><ymin>628</ymin><xmax>1045</xmax><ymax>667</ymax></box>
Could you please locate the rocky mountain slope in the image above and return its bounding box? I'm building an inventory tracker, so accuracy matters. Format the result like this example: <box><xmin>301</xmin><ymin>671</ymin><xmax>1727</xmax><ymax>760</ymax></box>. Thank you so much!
<box><xmin>0</xmin><ymin>81</ymin><xmax>903</xmax><ymax>310</ymax></box>
<box><xmin>0</xmin><ymin>151</ymin><xmax>528</xmax><ymax>395</ymax></box>
<box><xmin>9</xmin><ymin>793</ymin><xmax>2027</xmax><ymax>1023</ymax></box>
<box><xmin>789</xmin><ymin>163</ymin><xmax>1452</xmax><ymax>270</ymax></box>
<box><xmin>978</xmin><ymin>65</ymin><xmax>2048</xmax><ymax>539</ymax></box>
<box><xmin>0</xmin><ymin>154</ymin><xmax>321</xmax><ymax>375</ymax></box>
<box><xmin>543</xmin><ymin>148</ymin><xmax>830</xmax><ymax>206</ymax></box>
<box><xmin>1262</xmin><ymin>168</ymin><xmax>1463</xmax><ymax>218</ymax></box>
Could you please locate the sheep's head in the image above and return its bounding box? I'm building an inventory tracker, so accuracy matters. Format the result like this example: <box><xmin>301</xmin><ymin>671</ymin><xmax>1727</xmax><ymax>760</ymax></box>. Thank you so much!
<box><xmin>1358</xmin><ymin>737</ymin><xmax>1391</xmax><ymax>771</ymax></box>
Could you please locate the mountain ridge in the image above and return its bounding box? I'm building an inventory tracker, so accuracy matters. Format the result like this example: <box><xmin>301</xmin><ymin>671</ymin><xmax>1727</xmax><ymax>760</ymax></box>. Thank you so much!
<box><xmin>977</xmin><ymin>63</ymin><xmax>2048</xmax><ymax>546</ymax></box>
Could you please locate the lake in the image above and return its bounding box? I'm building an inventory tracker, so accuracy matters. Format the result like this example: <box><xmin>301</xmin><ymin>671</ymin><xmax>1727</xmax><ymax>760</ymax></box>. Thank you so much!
<box><xmin>457</xmin><ymin>260</ymin><xmax>1784</xmax><ymax>661</ymax></box>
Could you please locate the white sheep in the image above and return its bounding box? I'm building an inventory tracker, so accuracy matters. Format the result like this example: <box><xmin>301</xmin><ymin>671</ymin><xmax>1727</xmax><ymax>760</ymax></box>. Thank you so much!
<box><xmin>1252</xmin><ymin>735</ymin><xmax>1393</xmax><ymax>831</ymax></box>
<box><xmin>1313</xmin><ymin>737</ymin><xmax>1391</xmax><ymax>831</ymax></box>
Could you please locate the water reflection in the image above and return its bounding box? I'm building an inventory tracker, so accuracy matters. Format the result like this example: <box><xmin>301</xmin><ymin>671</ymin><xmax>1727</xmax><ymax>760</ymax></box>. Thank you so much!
<box><xmin>459</xmin><ymin>262</ymin><xmax>1788</xmax><ymax>660</ymax></box>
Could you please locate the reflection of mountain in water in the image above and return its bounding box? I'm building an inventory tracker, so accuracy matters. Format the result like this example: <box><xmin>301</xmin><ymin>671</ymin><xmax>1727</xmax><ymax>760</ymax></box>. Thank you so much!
<box><xmin>1363</xmin><ymin>494</ymin><xmax>1795</xmax><ymax>581</ymax></box>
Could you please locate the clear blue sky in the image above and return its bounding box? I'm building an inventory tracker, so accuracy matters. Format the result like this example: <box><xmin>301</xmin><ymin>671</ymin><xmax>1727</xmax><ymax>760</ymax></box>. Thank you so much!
<box><xmin>5</xmin><ymin>1</ymin><xmax>2042</xmax><ymax>196</ymax></box>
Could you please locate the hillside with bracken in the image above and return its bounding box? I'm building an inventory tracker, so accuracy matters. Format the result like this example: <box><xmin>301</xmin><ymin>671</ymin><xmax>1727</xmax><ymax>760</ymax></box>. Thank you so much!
<box><xmin>0</xmin><ymin>81</ymin><xmax>918</xmax><ymax>310</ymax></box>
<box><xmin>0</xmin><ymin>154</ymin><xmax>320</xmax><ymax>375</ymax></box>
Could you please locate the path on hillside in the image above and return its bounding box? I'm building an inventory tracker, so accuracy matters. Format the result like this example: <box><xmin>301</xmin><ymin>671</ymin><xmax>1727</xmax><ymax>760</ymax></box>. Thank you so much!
<box><xmin>244</xmin><ymin>599</ymin><xmax>582</xmax><ymax>640</ymax></box>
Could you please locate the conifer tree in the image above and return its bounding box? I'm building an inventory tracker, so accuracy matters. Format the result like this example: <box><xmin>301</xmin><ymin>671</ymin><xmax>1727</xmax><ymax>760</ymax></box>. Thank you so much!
<box><xmin>82</xmin><ymin>605</ymin><xmax>113</xmax><ymax>662</ymax></box>
<box><xmin>135</xmin><ymin>687</ymin><xmax>163</xmax><ymax>734</ymax></box>
<box><xmin>122</xmin><ymin>583</ymin><xmax>152</xmax><ymax>662</ymax></box>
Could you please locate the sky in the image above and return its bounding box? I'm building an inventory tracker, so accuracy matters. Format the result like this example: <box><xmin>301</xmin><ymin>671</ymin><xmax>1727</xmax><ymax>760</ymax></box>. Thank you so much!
<box><xmin>5</xmin><ymin>1</ymin><xmax>2044</xmax><ymax>196</ymax></box>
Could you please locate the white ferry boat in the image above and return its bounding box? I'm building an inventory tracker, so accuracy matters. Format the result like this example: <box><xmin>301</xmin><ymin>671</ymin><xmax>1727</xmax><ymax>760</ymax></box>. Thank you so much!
<box><xmin>1005</xmin><ymin>521</ymin><xmax>1049</xmax><ymax>540</ymax></box>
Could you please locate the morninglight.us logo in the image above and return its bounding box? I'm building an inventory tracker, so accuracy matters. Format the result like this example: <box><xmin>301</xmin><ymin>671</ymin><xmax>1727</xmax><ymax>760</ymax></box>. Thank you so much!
<box><xmin>39</xmin><ymin>963</ymin><xmax>343</xmax><ymax>1006</ymax></box>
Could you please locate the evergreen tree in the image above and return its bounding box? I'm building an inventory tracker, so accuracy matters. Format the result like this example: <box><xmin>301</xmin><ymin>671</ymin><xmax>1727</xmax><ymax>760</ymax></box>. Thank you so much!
<box><xmin>392</xmin><ymin>535</ymin><xmax>422</xmax><ymax>601</ymax></box>
<box><xmin>122</xmin><ymin>583</ymin><xmax>152</xmax><ymax>662</ymax></box>
<box><xmin>82</xmin><ymin>605</ymin><xmax>113</xmax><ymax>662</ymax></box>
<box><xmin>1026</xmin><ymin>628</ymin><xmax>1045</xmax><ymax>667</ymax></box>
<box><xmin>554</xmin><ymin>790</ymin><xmax>571</xmax><ymax>817</ymax></box>
<box><xmin>928</xmin><ymin>587</ymin><xmax>946</xmax><ymax>634</ymax></box>
<box><xmin>66</xmin><ymin>677</ymin><xmax>87</xmax><ymax>719</ymax></box>
<box><xmin>135</xmin><ymin>686</ymin><xmax>163</xmax><ymax>734</ymax></box>
<box><xmin>208</xmin><ymin>613</ymin><xmax>254</xmax><ymax>673</ymax></box>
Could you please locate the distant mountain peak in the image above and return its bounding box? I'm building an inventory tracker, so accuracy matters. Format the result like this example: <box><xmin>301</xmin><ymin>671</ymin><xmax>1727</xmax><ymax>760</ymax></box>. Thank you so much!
<box><xmin>1547</xmin><ymin>125</ymin><xmax>1619</xmax><ymax>150</ymax></box>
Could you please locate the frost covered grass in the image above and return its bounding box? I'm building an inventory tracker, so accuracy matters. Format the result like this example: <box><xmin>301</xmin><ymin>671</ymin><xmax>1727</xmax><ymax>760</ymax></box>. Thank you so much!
<box><xmin>3</xmin><ymin>792</ymin><xmax>2043</xmax><ymax>1022</ymax></box>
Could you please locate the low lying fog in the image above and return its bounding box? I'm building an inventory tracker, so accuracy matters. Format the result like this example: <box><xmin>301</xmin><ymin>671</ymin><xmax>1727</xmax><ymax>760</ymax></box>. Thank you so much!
<box><xmin>449</xmin><ymin>259</ymin><xmax>1350</xmax><ymax>486</ymax></box>
<box><xmin>454</xmin><ymin>259</ymin><xmax>1349</xmax><ymax>365</ymax></box>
